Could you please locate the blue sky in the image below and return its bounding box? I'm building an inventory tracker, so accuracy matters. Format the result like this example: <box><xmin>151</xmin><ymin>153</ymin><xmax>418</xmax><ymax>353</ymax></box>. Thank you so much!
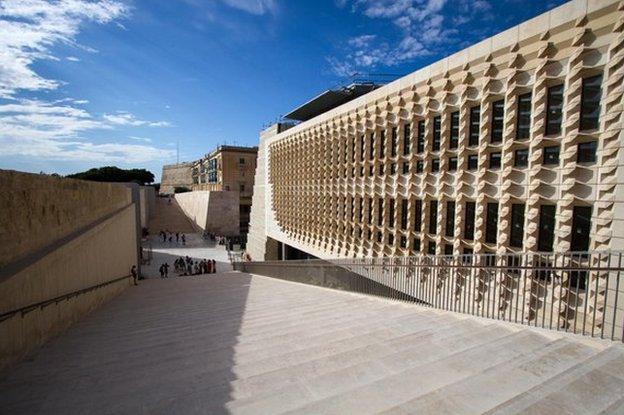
<box><xmin>0</xmin><ymin>0</ymin><xmax>566</xmax><ymax>181</ymax></box>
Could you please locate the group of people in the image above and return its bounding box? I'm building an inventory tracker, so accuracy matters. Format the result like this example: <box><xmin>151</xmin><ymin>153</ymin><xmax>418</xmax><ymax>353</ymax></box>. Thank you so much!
<box><xmin>158</xmin><ymin>257</ymin><xmax>217</xmax><ymax>277</ymax></box>
<box><xmin>159</xmin><ymin>229</ymin><xmax>186</xmax><ymax>245</ymax></box>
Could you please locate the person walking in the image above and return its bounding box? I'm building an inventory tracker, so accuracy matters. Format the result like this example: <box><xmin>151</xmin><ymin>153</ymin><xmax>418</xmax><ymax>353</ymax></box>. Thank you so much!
<box><xmin>181</xmin><ymin>234</ymin><xmax>186</xmax><ymax>246</ymax></box>
<box><xmin>131</xmin><ymin>265</ymin><xmax>138</xmax><ymax>286</ymax></box>
<box><xmin>163</xmin><ymin>262</ymin><xmax>169</xmax><ymax>278</ymax></box>
<box><xmin>212</xmin><ymin>259</ymin><xmax>216</xmax><ymax>274</ymax></box>
<box><xmin>175</xmin><ymin>232</ymin><xmax>179</xmax><ymax>244</ymax></box>
<box><xmin>159</xmin><ymin>264</ymin><xmax>164</xmax><ymax>278</ymax></box>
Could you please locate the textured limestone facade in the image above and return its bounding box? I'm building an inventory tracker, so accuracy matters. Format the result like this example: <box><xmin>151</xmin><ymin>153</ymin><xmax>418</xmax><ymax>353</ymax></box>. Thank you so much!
<box><xmin>175</xmin><ymin>190</ymin><xmax>240</xmax><ymax>236</ymax></box>
<box><xmin>247</xmin><ymin>0</ymin><xmax>624</xmax><ymax>262</ymax></box>
<box><xmin>160</xmin><ymin>162</ymin><xmax>194</xmax><ymax>195</ymax></box>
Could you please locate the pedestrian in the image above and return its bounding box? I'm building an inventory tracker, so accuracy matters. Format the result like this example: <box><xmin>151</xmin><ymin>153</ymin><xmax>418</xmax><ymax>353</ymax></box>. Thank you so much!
<box><xmin>163</xmin><ymin>262</ymin><xmax>169</xmax><ymax>277</ymax></box>
<box><xmin>187</xmin><ymin>262</ymin><xmax>192</xmax><ymax>276</ymax></box>
<box><xmin>131</xmin><ymin>265</ymin><xmax>138</xmax><ymax>286</ymax></box>
<box><xmin>176</xmin><ymin>232</ymin><xmax>179</xmax><ymax>243</ymax></box>
<box><xmin>159</xmin><ymin>264</ymin><xmax>164</xmax><ymax>278</ymax></box>
<box><xmin>168</xmin><ymin>235</ymin><xmax>173</xmax><ymax>243</ymax></box>
<box><xmin>212</xmin><ymin>259</ymin><xmax>216</xmax><ymax>274</ymax></box>
<box><xmin>181</xmin><ymin>234</ymin><xmax>186</xmax><ymax>245</ymax></box>
<box><xmin>161</xmin><ymin>230</ymin><xmax>166</xmax><ymax>242</ymax></box>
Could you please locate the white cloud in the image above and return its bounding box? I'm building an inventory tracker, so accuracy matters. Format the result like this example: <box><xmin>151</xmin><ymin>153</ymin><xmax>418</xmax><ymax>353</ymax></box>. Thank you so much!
<box><xmin>0</xmin><ymin>0</ymin><xmax>129</xmax><ymax>98</ymax></box>
<box><xmin>220</xmin><ymin>0</ymin><xmax>277</xmax><ymax>15</ymax></box>
<box><xmin>330</xmin><ymin>0</ymin><xmax>492</xmax><ymax>75</ymax></box>
<box><xmin>66</xmin><ymin>56</ymin><xmax>80</xmax><ymax>62</ymax></box>
<box><xmin>129</xmin><ymin>136</ymin><xmax>152</xmax><ymax>143</ymax></box>
<box><xmin>103</xmin><ymin>111</ymin><xmax>171</xmax><ymax>127</ymax></box>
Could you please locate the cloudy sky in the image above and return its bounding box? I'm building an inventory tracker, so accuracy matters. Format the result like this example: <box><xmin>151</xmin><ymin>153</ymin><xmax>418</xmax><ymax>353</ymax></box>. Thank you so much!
<box><xmin>0</xmin><ymin>0</ymin><xmax>566</xmax><ymax>181</ymax></box>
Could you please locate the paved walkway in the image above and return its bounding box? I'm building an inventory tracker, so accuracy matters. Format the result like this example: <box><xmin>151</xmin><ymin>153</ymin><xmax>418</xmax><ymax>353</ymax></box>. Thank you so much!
<box><xmin>1</xmin><ymin>272</ymin><xmax>624</xmax><ymax>414</ymax></box>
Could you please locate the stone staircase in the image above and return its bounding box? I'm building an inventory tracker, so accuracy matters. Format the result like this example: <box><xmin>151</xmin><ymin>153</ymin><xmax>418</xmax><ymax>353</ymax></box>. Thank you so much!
<box><xmin>148</xmin><ymin>196</ymin><xmax>195</xmax><ymax>234</ymax></box>
<box><xmin>1</xmin><ymin>273</ymin><xmax>623</xmax><ymax>414</ymax></box>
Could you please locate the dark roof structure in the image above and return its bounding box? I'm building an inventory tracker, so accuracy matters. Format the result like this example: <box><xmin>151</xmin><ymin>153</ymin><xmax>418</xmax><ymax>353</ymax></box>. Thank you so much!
<box><xmin>284</xmin><ymin>83</ymin><xmax>381</xmax><ymax>122</ymax></box>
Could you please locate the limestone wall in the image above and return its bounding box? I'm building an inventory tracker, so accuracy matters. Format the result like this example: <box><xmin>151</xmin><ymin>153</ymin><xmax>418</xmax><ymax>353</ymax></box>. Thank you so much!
<box><xmin>139</xmin><ymin>186</ymin><xmax>156</xmax><ymax>228</ymax></box>
<box><xmin>160</xmin><ymin>162</ymin><xmax>193</xmax><ymax>195</ymax></box>
<box><xmin>0</xmin><ymin>171</ymin><xmax>138</xmax><ymax>373</ymax></box>
<box><xmin>175</xmin><ymin>191</ymin><xmax>240</xmax><ymax>236</ymax></box>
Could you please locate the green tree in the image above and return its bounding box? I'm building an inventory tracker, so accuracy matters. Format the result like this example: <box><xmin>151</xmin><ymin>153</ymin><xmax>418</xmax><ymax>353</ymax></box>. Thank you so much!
<box><xmin>67</xmin><ymin>166</ymin><xmax>155</xmax><ymax>185</ymax></box>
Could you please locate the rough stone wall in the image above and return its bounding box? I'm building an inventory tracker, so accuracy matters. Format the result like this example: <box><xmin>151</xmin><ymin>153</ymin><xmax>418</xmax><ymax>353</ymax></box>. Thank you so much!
<box><xmin>175</xmin><ymin>190</ymin><xmax>240</xmax><ymax>236</ymax></box>
<box><xmin>0</xmin><ymin>171</ymin><xmax>138</xmax><ymax>373</ymax></box>
<box><xmin>139</xmin><ymin>186</ymin><xmax>156</xmax><ymax>228</ymax></box>
<box><xmin>160</xmin><ymin>162</ymin><xmax>193</xmax><ymax>195</ymax></box>
<box><xmin>0</xmin><ymin>170</ymin><xmax>131</xmax><ymax>269</ymax></box>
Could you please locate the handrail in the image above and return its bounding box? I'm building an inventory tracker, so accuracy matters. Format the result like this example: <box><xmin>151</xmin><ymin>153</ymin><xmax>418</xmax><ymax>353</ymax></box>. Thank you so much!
<box><xmin>234</xmin><ymin>250</ymin><xmax>624</xmax><ymax>342</ymax></box>
<box><xmin>0</xmin><ymin>274</ymin><xmax>131</xmax><ymax>323</ymax></box>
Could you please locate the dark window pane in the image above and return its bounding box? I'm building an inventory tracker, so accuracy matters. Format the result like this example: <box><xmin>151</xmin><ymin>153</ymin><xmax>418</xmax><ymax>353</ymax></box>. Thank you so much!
<box><xmin>489</xmin><ymin>152</ymin><xmax>501</xmax><ymax>169</ymax></box>
<box><xmin>432</xmin><ymin>116</ymin><xmax>441</xmax><ymax>151</ymax></box>
<box><xmin>417</xmin><ymin>120</ymin><xmax>425</xmax><ymax>153</ymax></box>
<box><xmin>538</xmin><ymin>205</ymin><xmax>556</xmax><ymax>252</ymax></box>
<box><xmin>400</xmin><ymin>236</ymin><xmax>407</xmax><ymax>248</ymax></box>
<box><xmin>449</xmin><ymin>156</ymin><xmax>458</xmax><ymax>171</ymax></box>
<box><xmin>464</xmin><ymin>201</ymin><xmax>476</xmax><ymax>240</ymax></box>
<box><xmin>413</xmin><ymin>238</ymin><xmax>421</xmax><ymax>252</ymax></box>
<box><xmin>516</xmin><ymin>93</ymin><xmax>532</xmax><ymax>139</ymax></box>
<box><xmin>388</xmin><ymin>199</ymin><xmax>395</xmax><ymax>228</ymax></box>
<box><xmin>450</xmin><ymin>111</ymin><xmax>459</xmax><ymax>149</ymax></box>
<box><xmin>545</xmin><ymin>84</ymin><xmax>564</xmax><ymax>135</ymax></box>
<box><xmin>491</xmin><ymin>99</ymin><xmax>505</xmax><ymax>142</ymax></box>
<box><xmin>360</xmin><ymin>135</ymin><xmax>365</xmax><ymax>161</ymax></box>
<box><xmin>543</xmin><ymin>146</ymin><xmax>560</xmax><ymax>165</ymax></box>
<box><xmin>416</xmin><ymin>161</ymin><xmax>424</xmax><ymax>173</ymax></box>
<box><xmin>429</xmin><ymin>200</ymin><xmax>438</xmax><ymax>234</ymax></box>
<box><xmin>580</xmin><ymin>74</ymin><xmax>603</xmax><ymax>131</ymax></box>
<box><xmin>378</xmin><ymin>198</ymin><xmax>383</xmax><ymax>226</ymax></box>
<box><xmin>469</xmin><ymin>106</ymin><xmax>481</xmax><ymax>146</ymax></box>
<box><xmin>571</xmin><ymin>205</ymin><xmax>591</xmax><ymax>252</ymax></box>
<box><xmin>577</xmin><ymin>141</ymin><xmax>597</xmax><ymax>163</ymax></box>
<box><xmin>414</xmin><ymin>199</ymin><xmax>422</xmax><ymax>231</ymax></box>
<box><xmin>486</xmin><ymin>202</ymin><xmax>499</xmax><ymax>244</ymax></box>
<box><xmin>401</xmin><ymin>198</ymin><xmax>408</xmax><ymax>230</ymax></box>
<box><xmin>444</xmin><ymin>244</ymin><xmax>453</xmax><ymax>256</ymax></box>
<box><xmin>369</xmin><ymin>133</ymin><xmax>375</xmax><ymax>160</ymax></box>
<box><xmin>431</xmin><ymin>158</ymin><xmax>440</xmax><ymax>172</ymax></box>
<box><xmin>391</xmin><ymin>127</ymin><xmax>397</xmax><ymax>157</ymax></box>
<box><xmin>510</xmin><ymin>203</ymin><xmax>525</xmax><ymax>248</ymax></box>
<box><xmin>380</xmin><ymin>130</ymin><xmax>385</xmax><ymax>158</ymax></box>
<box><xmin>467</xmin><ymin>154</ymin><xmax>478</xmax><ymax>170</ymax></box>
<box><xmin>403</xmin><ymin>124</ymin><xmax>411</xmax><ymax>155</ymax></box>
<box><xmin>514</xmin><ymin>149</ymin><xmax>528</xmax><ymax>167</ymax></box>
<box><xmin>402</xmin><ymin>162</ymin><xmax>410</xmax><ymax>174</ymax></box>
<box><xmin>428</xmin><ymin>241</ymin><xmax>436</xmax><ymax>255</ymax></box>
<box><xmin>446</xmin><ymin>201</ymin><xmax>455</xmax><ymax>237</ymax></box>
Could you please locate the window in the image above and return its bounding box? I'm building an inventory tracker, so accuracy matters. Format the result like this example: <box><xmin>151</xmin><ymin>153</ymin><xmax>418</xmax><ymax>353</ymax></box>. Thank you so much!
<box><xmin>577</xmin><ymin>141</ymin><xmax>597</xmax><ymax>163</ymax></box>
<box><xmin>413</xmin><ymin>238</ymin><xmax>421</xmax><ymax>252</ymax></box>
<box><xmin>446</xmin><ymin>201</ymin><xmax>455</xmax><ymax>237</ymax></box>
<box><xmin>516</xmin><ymin>92</ymin><xmax>532</xmax><ymax>139</ymax></box>
<box><xmin>432</xmin><ymin>116</ymin><xmax>441</xmax><ymax>151</ymax></box>
<box><xmin>391</xmin><ymin>163</ymin><xmax>397</xmax><ymax>175</ymax></box>
<box><xmin>486</xmin><ymin>202</ymin><xmax>499</xmax><ymax>244</ymax></box>
<box><xmin>429</xmin><ymin>200</ymin><xmax>438</xmax><ymax>234</ymax></box>
<box><xmin>469</xmin><ymin>106</ymin><xmax>481</xmax><ymax>146</ymax></box>
<box><xmin>377</xmin><ymin>232</ymin><xmax>383</xmax><ymax>243</ymax></box>
<box><xmin>431</xmin><ymin>158</ymin><xmax>440</xmax><ymax>172</ymax></box>
<box><xmin>239</xmin><ymin>157</ymin><xmax>245</xmax><ymax>164</ymax></box>
<box><xmin>368</xmin><ymin>198</ymin><xmax>373</xmax><ymax>224</ymax></box>
<box><xmin>391</xmin><ymin>127</ymin><xmax>398</xmax><ymax>157</ymax></box>
<box><xmin>489</xmin><ymin>152</ymin><xmax>501</xmax><ymax>169</ymax></box>
<box><xmin>388</xmin><ymin>234</ymin><xmax>394</xmax><ymax>246</ymax></box>
<box><xmin>388</xmin><ymin>199</ymin><xmax>395</xmax><ymax>228</ymax></box>
<box><xmin>543</xmin><ymin>146</ymin><xmax>560</xmax><ymax>165</ymax></box>
<box><xmin>545</xmin><ymin>84</ymin><xmax>564</xmax><ymax>135</ymax></box>
<box><xmin>571</xmin><ymin>205</ymin><xmax>591</xmax><ymax>252</ymax></box>
<box><xmin>380</xmin><ymin>130</ymin><xmax>385</xmax><ymax>158</ymax></box>
<box><xmin>402</xmin><ymin>162</ymin><xmax>410</xmax><ymax>174</ymax></box>
<box><xmin>467</xmin><ymin>154</ymin><xmax>478</xmax><ymax>171</ymax></box>
<box><xmin>491</xmin><ymin>99</ymin><xmax>505</xmax><ymax>142</ymax></box>
<box><xmin>514</xmin><ymin>149</ymin><xmax>529</xmax><ymax>167</ymax></box>
<box><xmin>369</xmin><ymin>133</ymin><xmax>375</xmax><ymax>160</ymax></box>
<box><xmin>538</xmin><ymin>205</ymin><xmax>556</xmax><ymax>252</ymax></box>
<box><xmin>360</xmin><ymin>135</ymin><xmax>365</xmax><ymax>161</ymax></box>
<box><xmin>428</xmin><ymin>241</ymin><xmax>436</xmax><ymax>255</ymax></box>
<box><xmin>400</xmin><ymin>236</ymin><xmax>407</xmax><ymax>248</ymax></box>
<box><xmin>510</xmin><ymin>203</ymin><xmax>525</xmax><ymax>248</ymax></box>
<box><xmin>450</xmin><ymin>111</ymin><xmax>459</xmax><ymax>149</ymax></box>
<box><xmin>465</xmin><ymin>202</ymin><xmax>476</xmax><ymax>239</ymax></box>
<box><xmin>444</xmin><ymin>244</ymin><xmax>453</xmax><ymax>256</ymax></box>
<box><xmin>414</xmin><ymin>199</ymin><xmax>422</xmax><ymax>231</ymax></box>
<box><xmin>239</xmin><ymin>184</ymin><xmax>245</xmax><ymax>192</ymax></box>
<box><xmin>416</xmin><ymin>161</ymin><xmax>424</xmax><ymax>173</ymax></box>
<box><xmin>580</xmin><ymin>74</ymin><xmax>603</xmax><ymax>131</ymax></box>
<box><xmin>403</xmin><ymin>124</ymin><xmax>411</xmax><ymax>155</ymax></box>
<box><xmin>377</xmin><ymin>198</ymin><xmax>383</xmax><ymax>226</ymax></box>
<box><xmin>378</xmin><ymin>164</ymin><xmax>384</xmax><ymax>175</ymax></box>
<box><xmin>417</xmin><ymin>120</ymin><xmax>425</xmax><ymax>153</ymax></box>
<box><xmin>401</xmin><ymin>199</ymin><xmax>408</xmax><ymax>230</ymax></box>
<box><xmin>448</xmin><ymin>156</ymin><xmax>458</xmax><ymax>172</ymax></box>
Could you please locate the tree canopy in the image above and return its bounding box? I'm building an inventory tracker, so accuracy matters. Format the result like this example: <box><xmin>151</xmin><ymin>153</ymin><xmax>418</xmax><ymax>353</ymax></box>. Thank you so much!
<box><xmin>67</xmin><ymin>166</ymin><xmax>155</xmax><ymax>185</ymax></box>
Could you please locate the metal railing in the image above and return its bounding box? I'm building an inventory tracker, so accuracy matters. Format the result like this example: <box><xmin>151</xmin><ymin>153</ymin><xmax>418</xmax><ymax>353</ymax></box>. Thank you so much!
<box><xmin>0</xmin><ymin>274</ymin><xmax>132</xmax><ymax>323</ymax></box>
<box><xmin>235</xmin><ymin>251</ymin><xmax>624</xmax><ymax>341</ymax></box>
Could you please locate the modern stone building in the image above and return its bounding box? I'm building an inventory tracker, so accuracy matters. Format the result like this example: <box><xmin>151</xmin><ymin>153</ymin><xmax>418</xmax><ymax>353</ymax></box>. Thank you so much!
<box><xmin>247</xmin><ymin>0</ymin><xmax>624</xmax><ymax>262</ymax></box>
<box><xmin>160</xmin><ymin>161</ymin><xmax>194</xmax><ymax>195</ymax></box>
<box><xmin>191</xmin><ymin>145</ymin><xmax>258</xmax><ymax>234</ymax></box>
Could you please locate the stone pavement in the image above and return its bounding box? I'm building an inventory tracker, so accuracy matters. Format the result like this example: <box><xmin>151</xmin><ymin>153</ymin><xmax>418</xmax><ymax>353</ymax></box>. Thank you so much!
<box><xmin>1</xmin><ymin>270</ymin><xmax>624</xmax><ymax>414</ymax></box>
